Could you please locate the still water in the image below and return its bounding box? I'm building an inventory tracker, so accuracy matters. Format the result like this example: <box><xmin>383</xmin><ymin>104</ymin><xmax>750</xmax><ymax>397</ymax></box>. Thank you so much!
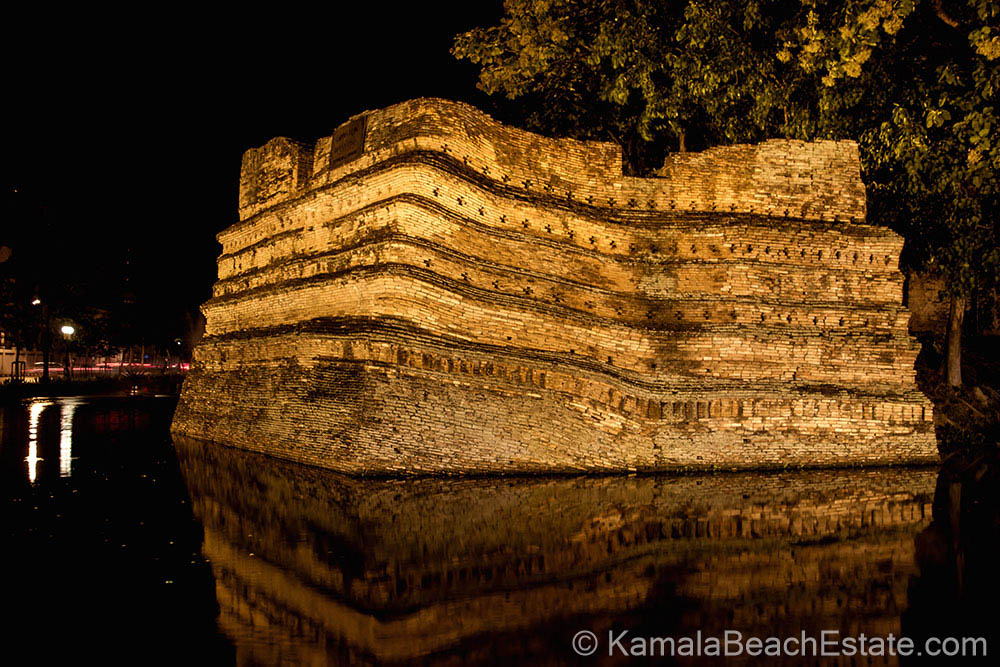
<box><xmin>0</xmin><ymin>396</ymin><xmax>993</xmax><ymax>664</ymax></box>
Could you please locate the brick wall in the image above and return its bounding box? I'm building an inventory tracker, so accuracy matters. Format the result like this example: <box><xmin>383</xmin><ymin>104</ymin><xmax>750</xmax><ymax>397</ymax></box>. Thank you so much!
<box><xmin>172</xmin><ymin>98</ymin><xmax>937</xmax><ymax>473</ymax></box>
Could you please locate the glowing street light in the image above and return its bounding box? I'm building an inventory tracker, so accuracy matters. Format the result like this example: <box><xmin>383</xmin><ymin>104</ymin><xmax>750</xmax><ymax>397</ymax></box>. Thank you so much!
<box><xmin>31</xmin><ymin>297</ymin><xmax>41</xmax><ymax>306</ymax></box>
<box><xmin>60</xmin><ymin>325</ymin><xmax>75</xmax><ymax>380</ymax></box>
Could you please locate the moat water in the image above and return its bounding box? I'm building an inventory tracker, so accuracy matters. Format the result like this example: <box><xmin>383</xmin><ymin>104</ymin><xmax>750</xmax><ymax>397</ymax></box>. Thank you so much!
<box><xmin>1</xmin><ymin>396</ymin><xmax>996</xmax><ymax>664</ymax></box>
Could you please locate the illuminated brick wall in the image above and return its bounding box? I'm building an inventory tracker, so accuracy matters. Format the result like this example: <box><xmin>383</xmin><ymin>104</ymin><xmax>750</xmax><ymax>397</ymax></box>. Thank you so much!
<box><xmin>171</xmin><ymin>98</ymin><xmax>936</xmax><ymax>472</ymax></box>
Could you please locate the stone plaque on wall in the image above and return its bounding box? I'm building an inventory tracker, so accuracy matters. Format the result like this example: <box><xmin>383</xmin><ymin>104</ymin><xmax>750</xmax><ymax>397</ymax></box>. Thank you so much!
<box><xmin>329</xmin><ymin>116</ymin><xmax>366</xmax><ymax>169</ymax></box>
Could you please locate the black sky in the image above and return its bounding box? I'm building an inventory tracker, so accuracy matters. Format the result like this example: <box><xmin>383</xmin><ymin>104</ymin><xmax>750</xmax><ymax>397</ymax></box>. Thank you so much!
<box><xmin>4</xmin><ymin>4</ymin><xmax>503</xmax><ymax>330</ymax></box>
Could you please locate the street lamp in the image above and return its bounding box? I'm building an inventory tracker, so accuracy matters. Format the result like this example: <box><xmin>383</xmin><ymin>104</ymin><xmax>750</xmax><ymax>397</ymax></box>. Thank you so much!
<box><xmin>60</xmin><ymin>325</ymin><xmax>75</xmax><ymax>381</ymax></box>
<box><xmin>31</xmin><ymin>294</ymin><xmax>51</xmax><ymax>383</ymax></box>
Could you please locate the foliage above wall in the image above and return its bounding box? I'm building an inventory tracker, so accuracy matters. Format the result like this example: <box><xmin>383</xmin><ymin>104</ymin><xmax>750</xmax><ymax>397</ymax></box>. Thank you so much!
<box><xmin>453</xmin><ymin>0</ymin><xmax>1000</xmax><ymax>385</ymax></box>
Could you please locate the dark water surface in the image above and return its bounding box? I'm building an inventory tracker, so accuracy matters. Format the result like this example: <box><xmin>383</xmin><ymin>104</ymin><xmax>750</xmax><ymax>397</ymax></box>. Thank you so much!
<box><xmin>0</xmin><ymin>397</ymin><xmax>995</xmax><ymax>664</ymax></box>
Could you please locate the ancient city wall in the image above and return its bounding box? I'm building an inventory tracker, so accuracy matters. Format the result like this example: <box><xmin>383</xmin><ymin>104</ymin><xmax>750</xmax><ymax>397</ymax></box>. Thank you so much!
<box><xmin>172</xmin><ymin>98</ymin><xmax>937</xmax><ymax>473</ymax></box>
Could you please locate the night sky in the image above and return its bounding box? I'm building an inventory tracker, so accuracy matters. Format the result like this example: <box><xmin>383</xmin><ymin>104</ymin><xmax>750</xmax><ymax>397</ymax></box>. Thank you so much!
<box><xmin>4</xmin><ymin>4</ymin><xmax>502</xmax><ymax>334</ymax></box>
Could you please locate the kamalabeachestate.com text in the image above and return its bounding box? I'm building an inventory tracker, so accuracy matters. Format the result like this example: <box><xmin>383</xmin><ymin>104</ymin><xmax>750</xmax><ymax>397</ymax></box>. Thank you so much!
<box><xmin>570</xmin><ymin>629</ymin><xmax>987</xmax><ymax>659</ymax></box>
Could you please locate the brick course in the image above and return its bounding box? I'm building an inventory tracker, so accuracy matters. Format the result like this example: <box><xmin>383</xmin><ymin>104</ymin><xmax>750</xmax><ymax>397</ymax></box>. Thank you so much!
<box><xmin>171</xmin><ymin>98</ymin><xmax>937</xmax><ymax>473</ymax></box>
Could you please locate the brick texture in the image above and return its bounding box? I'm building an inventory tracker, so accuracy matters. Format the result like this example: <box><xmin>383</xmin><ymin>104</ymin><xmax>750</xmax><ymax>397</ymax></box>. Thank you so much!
<box><xmin>171</xmin><ymin>98</ymin><xmax>937</xmax><ymax>473</ymax></box>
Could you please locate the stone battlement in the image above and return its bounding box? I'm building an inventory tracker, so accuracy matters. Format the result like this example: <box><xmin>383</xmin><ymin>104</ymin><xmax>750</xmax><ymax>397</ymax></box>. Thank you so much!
<box><xmin>234</xmin><ymin>98</ymin><xmax>864</xmax><ymax>229</ymax></box>
<box><xmin>172</xmin><ymin>98</ymin><xmax>936</xmax><ymax>473</ymax></box>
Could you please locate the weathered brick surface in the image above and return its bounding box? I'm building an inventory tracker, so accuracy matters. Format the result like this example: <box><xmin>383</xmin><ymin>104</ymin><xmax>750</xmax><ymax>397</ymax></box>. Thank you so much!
<box><xmin>172</xmin><ymin>98</ymin><xmax>937</xmax><ymax>473</ymax></box>
<box><xmin>175</xmin><ymin>436</ymin><xmax>935</xmax><ymax>663</ymax></box>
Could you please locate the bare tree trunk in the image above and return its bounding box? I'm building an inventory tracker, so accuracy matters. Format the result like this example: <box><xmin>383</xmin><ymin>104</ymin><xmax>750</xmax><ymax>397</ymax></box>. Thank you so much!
<box><xmin>945</xmin><ymin>293</ymin><xmax>966</xmax><ymax>387</ymax></box>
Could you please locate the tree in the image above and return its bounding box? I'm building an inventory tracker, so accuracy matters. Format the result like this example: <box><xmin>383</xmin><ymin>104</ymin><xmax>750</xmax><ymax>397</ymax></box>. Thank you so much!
<box><xmin>454</xmin><ymin>0</ymin><xmax>999</xmax><ymax>387</ymax></box>
<box><xmin>0</xmin><ymin>247</ymin><xmax>43</xmax><ymax>381</ymax></box>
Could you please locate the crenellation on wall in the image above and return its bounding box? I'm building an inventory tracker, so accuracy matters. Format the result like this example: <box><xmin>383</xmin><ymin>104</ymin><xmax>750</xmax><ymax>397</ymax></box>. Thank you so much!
<box><xmin>238</xmin><ymin>137</ymin><xmax>313</xmax><ymax>220</ymax></box>
<box><xmin>174</xmin><ymin>98</ymin><xmax>937</xmax><ymax>473</ymax></box>
<box><xmin>233</xmin><ymin>98</ymin><xmax>864</xmax><ymax>227</ymax></box>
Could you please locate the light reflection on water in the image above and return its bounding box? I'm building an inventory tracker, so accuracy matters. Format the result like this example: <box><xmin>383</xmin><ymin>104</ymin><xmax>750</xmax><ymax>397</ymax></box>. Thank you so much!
<box><xmin>24</xmin><ymin>397</ymin><xmax>81</xmax><ymax>484</ymax></box>
<box><xmin>25</xmin><ymin>399</ymin><xmax>51</xmax><ymax>483</ymax></box>
<box><xmin>0</xmin><ymin>396</ymin><xmax>230</xmax><ymax>663</ymax></box>
<box><xmin>1</xmin><ymin>396</ymin><xmax>995</xmax><ymax>664</ymax></box>
<box><xmin>58</xmin><ymin>398</ymin><xmax>79</xmax><ymax>477</ymax></box>
<box><xmin>23</xmin><ymin>398</ymin><xmax>80</xmax><ymax>482</ymax></box>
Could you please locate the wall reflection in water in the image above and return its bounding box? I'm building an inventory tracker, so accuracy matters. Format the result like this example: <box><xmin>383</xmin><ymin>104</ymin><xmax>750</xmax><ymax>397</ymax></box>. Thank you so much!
<box><xmin>905</xmin><ymin>455</ymin><xmax>1000</xmax><ymax>657</ymax></box>
<box><xmin>173</xmin><ymin>437</ymin><xmax>941</xmax><ymax>665</ymax></box>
